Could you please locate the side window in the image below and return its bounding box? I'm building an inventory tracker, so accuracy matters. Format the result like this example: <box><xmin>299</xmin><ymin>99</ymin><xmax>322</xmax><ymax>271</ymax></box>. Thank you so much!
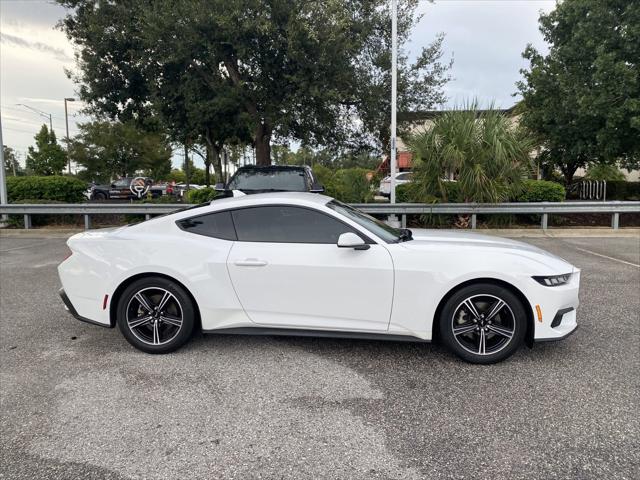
<box><xmin>232</xmin><ymin>206</ymin><xmax>361</xmax><ymax>244</ymax></box>
<box><xmin>177</xmin><ymin>211</ymin><xmax>236</xmax><ymax>240</ymax></box>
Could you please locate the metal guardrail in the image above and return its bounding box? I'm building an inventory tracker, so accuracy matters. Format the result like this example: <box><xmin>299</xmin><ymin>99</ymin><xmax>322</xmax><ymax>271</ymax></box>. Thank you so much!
<box><xmin>0</xmin><ymin>201</ymin><xmax>639</xmax><ymax>230</ymax></box>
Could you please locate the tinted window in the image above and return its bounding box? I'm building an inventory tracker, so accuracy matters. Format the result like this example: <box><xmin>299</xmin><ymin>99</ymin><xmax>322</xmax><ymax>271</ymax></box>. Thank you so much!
<box><xmin>326</xmin><ymin>200</ymin><xmax>401</xmax><ymax>243</ymax></box>
<box><xmin>177</xmin><ymin>211</ymin><xmax>236</xmax><ymax>240</ymax></box>
<box><xmin>228</xmin><ymin>170</ymin><xmax>307</xmax><ymax>192</ymax></box>
<box><xmin>232</xmin><ymin>206</ymin><xmax>359</xmax><ymax>244</ymax></box>
<box><xmin>396</xmin><ymin>173</ymin><xmax>412</xmax><ymax>181</ymax></box>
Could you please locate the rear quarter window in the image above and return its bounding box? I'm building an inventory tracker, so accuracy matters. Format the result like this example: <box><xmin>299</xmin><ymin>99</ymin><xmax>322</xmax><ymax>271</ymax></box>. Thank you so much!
<box><xmin>176</xmin><ymin>211</ymin><xmax>237</xmax><ymax>240</ymax></box>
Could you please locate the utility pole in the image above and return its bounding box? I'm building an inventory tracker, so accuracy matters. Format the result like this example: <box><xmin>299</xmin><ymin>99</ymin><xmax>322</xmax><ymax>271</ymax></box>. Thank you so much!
<box><xmin>0</xmin><ymin>114</ymin><xmax>8</xmax><ymax>225</ymax></box>
<box><xmin>64</xmin><ymin>97</ymin><xmax>75</xmax><ymax>174</ymax></box>
<box><xmin>388</xmin><ymin>0</ymin><xmax>400</xmax><ymax>226</ymax></box>
<box><xmin>16</xmin><ymin>103</ymin><xmax>53</xmax><ymax>132</ymax></box>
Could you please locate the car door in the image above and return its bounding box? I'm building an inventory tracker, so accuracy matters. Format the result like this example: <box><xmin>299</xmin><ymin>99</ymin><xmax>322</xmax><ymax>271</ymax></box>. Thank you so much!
<box><xmin>110</xmin><ymin>179</ymin><xmax>129</xmax><ymax>199</ymax></box>
<box><xmin>226</xmin><ymin>205</ymin><xmax>394</xmax><ymax>332</ymax></box>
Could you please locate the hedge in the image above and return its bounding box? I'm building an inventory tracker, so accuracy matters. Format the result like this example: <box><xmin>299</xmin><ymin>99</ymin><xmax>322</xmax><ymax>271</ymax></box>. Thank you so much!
<box><xmin>313</xmin><ymin>165</ymin><xmax>373</xmax><ymax>203</ymax></box>
<box><xmin>605</xmin><ymin>181</ymin><xmax>640</xmax><ymax>200</ymax></box>
<box><xmin>514</xmin><ymin>180</ymin><xmax>565</xmax><ymax>202</ymax></box>
<box><xmin>186</xmin><ymin>187</ymin><xmax>218</xmax><ymax>204</ymax></box>
<box><xmin>395</xmin><ymin>181</ymin><xmax>461</xmax><ymax>203</ymax></box>
<box><xmin>7</xmin><ymin>176</ymin><xmax>87</xmax><ymax>203</ymax></box>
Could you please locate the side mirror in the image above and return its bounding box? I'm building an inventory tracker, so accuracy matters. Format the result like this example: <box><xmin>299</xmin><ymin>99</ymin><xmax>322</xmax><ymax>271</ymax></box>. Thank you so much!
<box><xmin>337</xmin><ymin>232</ymin><xmax>369</xmax><ymax>250</ymax></box>
<box><xmin>110</xmin><ymin>183</ymin><xmax>116</xmax><ymax>188</ymax></box>
<box><xmin>214</xmin><ymin>182</ymin><xmax>226</xmax><ymax>192</ymax></box>
<box><xmin>310</xmin><ymin>183</ymin><xmax>325</xmax><ymax>193</ymax></box>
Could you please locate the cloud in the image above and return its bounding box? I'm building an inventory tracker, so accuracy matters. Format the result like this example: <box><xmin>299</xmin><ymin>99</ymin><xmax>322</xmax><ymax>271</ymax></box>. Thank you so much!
<box><xmin>0</xmin><ymin>32</ymin><xmax>71</xmax><ymax>62</ymax></box>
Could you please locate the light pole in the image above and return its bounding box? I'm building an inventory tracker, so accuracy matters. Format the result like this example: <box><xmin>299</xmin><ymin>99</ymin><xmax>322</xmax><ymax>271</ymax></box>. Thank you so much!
<box><xmin>0</xmin><ymin>114</ymin><xmax>8</xmax><ymax>224</ymax></box>
<box><xmin>16</xmin><ymin>103</ymin><xmax>53</xmax><ymax>132</ymax></box>
<box><xmin>388</xmin><ymin>0</ymin><xmax>400</xmax><ymax>226</ymax></box>
<box><xmin>64</xmin><ymin>97</ymin><xmax>75</xmax><ymax>174</ymax></box>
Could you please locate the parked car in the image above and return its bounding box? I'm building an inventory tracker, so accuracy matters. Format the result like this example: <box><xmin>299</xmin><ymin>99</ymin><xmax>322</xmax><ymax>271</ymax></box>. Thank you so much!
<box><xmin>58</xmin><ymin>192</ymin><xmax>580</xmax><ymax>364</ymax></box>
<box><xmin>216</xmin><ymin>165</ymin><xmax>324</xmax><ymax>194</ymax></box>
<box><xmin>89</xmin><ymin>177</ymin><xmax>169</xmax><ymax>201</ymax></box>
<box><xmin>379</xmin><ymin>171</ymin><xmax>413</xmax><ymax>197</ymax></box>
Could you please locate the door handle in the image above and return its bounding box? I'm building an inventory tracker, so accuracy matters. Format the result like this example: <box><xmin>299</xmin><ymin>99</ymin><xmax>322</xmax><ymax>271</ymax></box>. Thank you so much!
<box><xmin>234</xmin><ymin>258</ymin><xmax>268</xmax><ymax>267</ymax></box>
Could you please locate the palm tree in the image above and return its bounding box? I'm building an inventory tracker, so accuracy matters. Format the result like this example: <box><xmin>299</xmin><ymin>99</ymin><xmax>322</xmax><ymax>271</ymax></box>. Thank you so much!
<box><xmin>408</xmin><ymin>103</ymin><xmax>534</xmax><ymax>205</ymax></box>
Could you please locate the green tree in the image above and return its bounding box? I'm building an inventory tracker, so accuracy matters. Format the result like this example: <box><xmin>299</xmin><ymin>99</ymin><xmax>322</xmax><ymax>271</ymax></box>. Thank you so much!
<box><xmin>408</xmin><ymin>105</ymin><xmax>533</xmax><ymax>203</ymax></box>
<box><xmin>517</xmin><ymin>0</ymin><xmax>640</xmax><ymax>183</ymax></box>
<box><xmin>25</xmin><ymin>125</ymin><xmax>67</xmax><ymax>176</ymax></box>
<box><xmin>584</xmin><ymin>163</ymin><xmax>626</xmax><ymax>181</ymax></box>
<box><xmin>70</xmin><ymin>121</ymin><xmax>172</xmax><ymax>181</ymax></box>
<box><xmin>3</xmin><ymin>145</ymin><xmax>24</xmax><ymax>176</ymax></box>
<box><xmin>58</xmin><ymin>0</ymin><xmax>450</xmax><ymax>165</ymax></box>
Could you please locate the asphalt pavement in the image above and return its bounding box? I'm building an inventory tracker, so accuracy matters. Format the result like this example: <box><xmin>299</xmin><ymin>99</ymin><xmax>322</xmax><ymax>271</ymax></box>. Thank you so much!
<box><xmin>0</xmin><ymin>232</ymin><xmax>638</xmax><ymax>480</ymax></box>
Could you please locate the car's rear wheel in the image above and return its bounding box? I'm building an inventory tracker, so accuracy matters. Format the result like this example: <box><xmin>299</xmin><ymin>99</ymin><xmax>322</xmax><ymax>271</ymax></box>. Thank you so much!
<box><xmin>439</xmin><ymin>283</ymin><xmax>527</xmax><ymax>364</ymax></box>
<box><xmin>93</xmin><ymin>191</ymin><xmax>107</xmax><ymax>201</ymax></box>
<box><xmin>116</xmin><ymin>277</ymin><xmax>195</xmax><ymax>354</ymax></box>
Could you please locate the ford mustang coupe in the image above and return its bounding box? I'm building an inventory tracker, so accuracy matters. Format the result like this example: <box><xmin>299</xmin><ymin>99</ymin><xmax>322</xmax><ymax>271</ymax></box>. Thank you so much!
<box><xmin>58</xmin><ymin>192</ymin><xmax>579</xmax><ymax>363</ymax></box>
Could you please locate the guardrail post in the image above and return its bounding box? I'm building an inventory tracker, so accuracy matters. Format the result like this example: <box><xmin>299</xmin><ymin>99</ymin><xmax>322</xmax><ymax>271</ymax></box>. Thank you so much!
<box><xmin>611</xmin><ymin>212</ymin><xmax>619</xmax><ymax>230</ymax></box>
<box><xmin>84</xmin><ymin>214</ymin><xmax>91</xmax><ymax>230</ymax></box>
<box><xmin>471</xmin><ymin>214</ymin><xmax>477</xmax><ymax>229</ymax></box>
<box><xmin>23</xmin><ymin>214</ymin><xmax>32</xmax><ymax>229</ymax></box>
<box><xmin>145</xmin><ymin>214</ymin><xmax>151</xmax><ymax>221</ymax></box>
<box><xmin>401</xmin><ymin>214</ymin><xmax>406</xmax><ymax>228</ymax></box>
<box><xmin>541</xmin><ymin>213</ymin><xmax>548</xmax><ymax>230</ymax></box>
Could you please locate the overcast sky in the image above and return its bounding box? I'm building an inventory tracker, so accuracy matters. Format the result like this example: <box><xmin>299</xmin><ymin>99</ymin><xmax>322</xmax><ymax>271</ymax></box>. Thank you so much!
<box><xmin>0</xmin><ymin>0</ymin><xmax>555</xmax><ymax>167</ymax></box>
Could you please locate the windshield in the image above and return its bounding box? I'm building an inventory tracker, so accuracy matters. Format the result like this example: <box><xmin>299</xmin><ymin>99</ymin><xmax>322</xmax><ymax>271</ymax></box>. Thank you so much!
<box><xmin>327</xmin><ymin>200</ymin><xmax>405</xmax><ymax>243</ymax></box>
<box><xmin>228</xmin><ymin>170</ymin><xmax>307</xmax><ymax>192</ymax></box>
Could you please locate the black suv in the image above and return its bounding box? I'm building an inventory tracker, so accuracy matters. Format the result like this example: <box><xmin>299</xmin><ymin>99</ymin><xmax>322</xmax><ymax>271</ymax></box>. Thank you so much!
<box><xmin>216</xmin><ymin>165</ymin><xmax>324</xmax><ymax>194</ymax></box>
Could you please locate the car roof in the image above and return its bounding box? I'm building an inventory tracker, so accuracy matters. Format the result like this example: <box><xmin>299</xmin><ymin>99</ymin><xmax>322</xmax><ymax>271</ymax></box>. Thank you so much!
<box><xmin>210</xmin><ymin>191</ymin><xmax>331</xmax><ymax>210</ymax></box>
<box><xmin>235</xmin><ymin>165</ymin><xmax>309</xmax><ymax>172</ymax></box>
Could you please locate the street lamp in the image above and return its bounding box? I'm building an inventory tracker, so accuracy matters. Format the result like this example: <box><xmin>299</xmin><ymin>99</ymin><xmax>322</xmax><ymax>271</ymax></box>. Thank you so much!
<box><xmin>388</xmin><ymin>0</ymin><xmax>400</xmax><ymax>226</ymax></box>
<box><xmin>64</xmin><ymin>97</ymin><xmax>75</xmax><ymax>174</ymax></box>
<box><xmin>0</xmin><ymin>115</ymin><xmax>7</xmax><ymax>224</ymax></box>
<box><xmin>16</xmin><ymin>103</ymin><xmax>53</xmax><ymax>132</ymax></box>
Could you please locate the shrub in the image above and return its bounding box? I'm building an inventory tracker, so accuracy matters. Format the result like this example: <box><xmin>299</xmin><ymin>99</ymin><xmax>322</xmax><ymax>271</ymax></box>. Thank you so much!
<box><xmin>395</xmin><ymin>183</ymin><xmax>414</xmax><ymax>203</ymax></box>
<box><xmin>408</xmin><ymin>105</ymin><xmax>533</xmax><ymax>203</ymax></box>
<box><xmin>515</xmin><ymin>180</ymin><xmax>565</xmax><ymax>202</ymax></box>
<box><xmin>186</xmin><ymin>187</ymin><xmax>218</xmax><ymax>204</ymax></box>
<box><xmin>7</xmin><ymin>176</ymin><xmax>87</xmax><ymax>203</ymax></box>
<box><xmin>606</xmin><ymin>181</ymin><xmax>640</xmax><ymax>201</ymax></box>
<box><xmin>311</xmin><ymin>165</ymin><xmax>373</xmax><ymax>203</ymax></box>
<box><xmin>396</xmin><ymin>180</ymin><xmax>461</xmax><ymax>203</ymax></box>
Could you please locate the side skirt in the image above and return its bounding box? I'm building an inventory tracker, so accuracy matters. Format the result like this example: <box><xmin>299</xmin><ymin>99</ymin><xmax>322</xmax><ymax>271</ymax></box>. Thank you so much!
<box><xmin>202</xmin><ymin>327</ymin><xmax>430</xmax><ymax>343</ymax></box>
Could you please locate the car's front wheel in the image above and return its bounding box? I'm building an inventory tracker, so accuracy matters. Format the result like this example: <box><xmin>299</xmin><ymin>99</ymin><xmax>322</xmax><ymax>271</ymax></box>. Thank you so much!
<box><xmin>439</xmin><ymin>283</ymin><xmax>527</xmax><ymax>364</ymax></box>
<box><xmin>116</xmin><ymin>277</ymin><xmax>195</xmax><ymax>354</ymax></box>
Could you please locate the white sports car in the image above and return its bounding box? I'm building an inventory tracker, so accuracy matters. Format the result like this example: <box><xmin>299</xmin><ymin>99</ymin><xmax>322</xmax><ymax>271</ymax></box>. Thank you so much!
<box><xmin>58</xmin><ymin>192</ymin><xmax>580</xmax><ymax>363</ymax></box>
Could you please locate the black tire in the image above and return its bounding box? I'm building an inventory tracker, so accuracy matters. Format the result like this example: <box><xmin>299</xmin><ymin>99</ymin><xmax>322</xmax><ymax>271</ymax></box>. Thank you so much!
<box><xmin>439</xmin><ymin>283</ymin><xmax>527</xmax><ymax>364</ymax></box>
<box><xmin>116</xmin><ymin>277</ymin><xmax>195</xmax><ymax>354</ymax></box>
<box><xmin>93</xmin><ymin>191</ymin><xmax>107</xmax><ymax>201</ymax></box>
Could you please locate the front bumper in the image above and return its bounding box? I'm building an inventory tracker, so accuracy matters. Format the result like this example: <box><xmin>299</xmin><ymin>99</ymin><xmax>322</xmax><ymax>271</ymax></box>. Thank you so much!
<box><xmin>530</xmin><ymin>270</ymin><xmax>580</xmax><ymax>342</ymax></box>
<box><xmin>59</xmin><ymin>288</ymin><xmax>112</xmax><ymax>328</ymax></box>
<box><xmin>535</xmin><ymin>307</ymin><xmax>578</xmax><ymax>342</ymax></box>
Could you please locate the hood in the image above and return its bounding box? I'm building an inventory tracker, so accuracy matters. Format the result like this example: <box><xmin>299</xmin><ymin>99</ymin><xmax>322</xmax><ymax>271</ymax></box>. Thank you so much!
<box><xmin>402</xmin><ymin>229</ymin><xmax>574</xmax><ymax>273</ymax></box>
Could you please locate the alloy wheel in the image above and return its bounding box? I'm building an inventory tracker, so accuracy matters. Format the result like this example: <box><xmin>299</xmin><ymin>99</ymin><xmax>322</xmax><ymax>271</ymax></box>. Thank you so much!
<box><xmin>125</xmin><ymin>287</ymin><xmax>183</xmax><ymax>346</ymax></box>
<box><xmin>451</xmin><ymin>294</ymin><xmax>516</xmax><ymax>356</ymax></box>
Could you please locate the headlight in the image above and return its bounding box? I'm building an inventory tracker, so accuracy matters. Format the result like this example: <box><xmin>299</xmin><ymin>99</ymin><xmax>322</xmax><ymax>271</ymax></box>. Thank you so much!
<box><xmin>532</xmin><ymin>273</ymin><xmax>572</xmax><ymax>287</ymax></box>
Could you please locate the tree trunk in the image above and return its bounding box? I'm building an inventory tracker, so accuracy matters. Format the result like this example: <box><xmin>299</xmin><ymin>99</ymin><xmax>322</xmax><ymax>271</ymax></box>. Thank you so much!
<box><xmin>184</xmin><ymin>143</ymin><xmax>190</xmax><ymax>190</ymax></box>
<box><xmin>211</xmin><ymin>144</ymin><xmax>223</xmax><ymax>183</ymax></box>
<box><xmin>562</xmin><ymin>165</ymin><xmax>577</xmax><ymax>185</ymax></box>
<box><xmin>254</xmin><ymin>121</ymin><xmax>272</xmax><ymax>166</ymax></box>
<box><xmin>204</xmin><ymin>147</ymin><xmax>211</xmax><ymax>187</ymax></box>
